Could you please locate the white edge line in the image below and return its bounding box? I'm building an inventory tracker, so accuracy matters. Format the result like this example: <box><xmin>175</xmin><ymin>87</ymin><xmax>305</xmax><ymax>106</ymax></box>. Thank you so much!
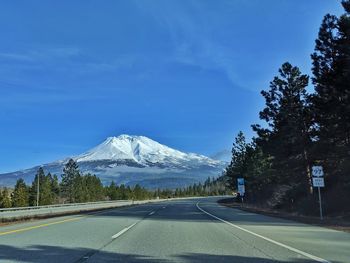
<box><xmin>196</xmin><ymin>202</ymin><xmax>330</xmax><ymax>263</ymax></box>
<box><xmin>111</xmin><ymin>222</ymin><xmax>137</xmax><ymax>239</ymax></box>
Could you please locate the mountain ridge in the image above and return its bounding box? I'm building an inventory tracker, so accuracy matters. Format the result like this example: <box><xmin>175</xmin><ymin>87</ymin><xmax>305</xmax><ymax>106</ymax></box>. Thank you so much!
<box><xmin>0</xmin><ymin>135</ymin><xmax>225</xmax><ymax>189</ymax></box>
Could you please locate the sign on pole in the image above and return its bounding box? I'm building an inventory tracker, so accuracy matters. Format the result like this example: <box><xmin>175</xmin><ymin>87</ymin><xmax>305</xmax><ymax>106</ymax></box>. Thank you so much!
<box><xmin>312</xmin><ymin>177</ymin><xmax>325</xmax><ymax>187</ymax></box>
<box><xmin>312</xmin><ymin>166</ymin><xmax>324</xmax><ymax>177</ymax></box>
<box><xmin>237</xmin><ymin>178</ymin><xmax>245</xmax><ymax>195</ymax></box>
<box><xmin>312</xmin><ymin>165</ymin><xmax>325</xmax><ymax>220</ymax></box>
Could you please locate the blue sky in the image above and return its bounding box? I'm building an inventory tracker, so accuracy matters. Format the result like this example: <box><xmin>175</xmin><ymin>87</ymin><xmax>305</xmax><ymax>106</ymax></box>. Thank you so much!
<box><xmin>0</xmin><ymin>0</ymin><xmax>344</xmax><ymax>173</ymax></box>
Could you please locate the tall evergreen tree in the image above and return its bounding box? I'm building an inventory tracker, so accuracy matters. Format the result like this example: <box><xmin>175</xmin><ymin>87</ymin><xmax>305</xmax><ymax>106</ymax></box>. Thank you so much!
<box><xmin>49</xmin><ymin>173</ymin><xmax>60</xmax><ymax>203</ymax></box>
<box><xmin>311</xmin><ymin>1</ymin><xmax>350</xmax><ymax>190</ymax></box>
<box><xmin>253</xmin><ymin>62</ymin><xmax>312</xmax><ymax>196</ymax></box>
<box><xmin>73</xmin><ymin>174</ymin><xmax>87</xmax><ymax>203</ymax></box>
<box><xmin>226</xmin><ymin>131</ymin><xmax>250</xmax><ymax>190</ymax></box>
<box><xmin>0</xmin><ymin>188</ymin><xmax>12</xmax><ymax>208</ymax></box>
<box><xmin>107</xmin><ymin>181</ymin><xmax>119</xmax><ymax>200</ymax></box>
<box><xmin>12</xmin><ymin>179</ymin><xmax>29</xmax><ymax>207</ymax></box>
<box><xmin>40</xmin><ymin>174</ymin><xmax>54</xmax><ymax>205</ymax></box>
<box><xmin>84</xmin><ymin>174</ymin><xmax>104</xmax><ymax>202</ymax></box>
<box><xmin>225</xmin><ymin>132</ymin><xmax>272</xmax><ymax>201</ymax></box>
<box><xmin>61</xmin><ymin>159</ymin><xmax>80</xmax><ymax>202</ymax></box>
<box><xmin>30</xmin><ymin>167</ymin><xmax>53</xmax><ymax>206</ymax></box>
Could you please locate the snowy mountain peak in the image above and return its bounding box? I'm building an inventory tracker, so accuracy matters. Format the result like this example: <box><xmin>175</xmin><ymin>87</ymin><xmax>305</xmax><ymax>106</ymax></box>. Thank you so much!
<box><xmin>0</xmin><ymin>134</ymin><xmax>225</xmax><ymax>188</ymax></box>
<box><xmin>75</xmin><ymin>134</ymin><xmax>219</xmax><ymax>166</ymax></box>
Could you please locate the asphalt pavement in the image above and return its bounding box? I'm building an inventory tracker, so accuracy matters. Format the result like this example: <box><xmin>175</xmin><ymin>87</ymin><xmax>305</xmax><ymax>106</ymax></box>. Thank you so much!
<box><xmin>0</xmin><ymin>197</ymin><xmax>349</xmax><ymax>263</ymax></box>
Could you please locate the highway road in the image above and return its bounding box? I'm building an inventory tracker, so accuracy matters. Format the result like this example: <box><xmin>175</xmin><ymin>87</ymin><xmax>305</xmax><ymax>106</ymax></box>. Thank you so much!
<box><xmin>0</xmin><ymin>197</ymin><xmax>349</xmax><ymax>263</ymax></box>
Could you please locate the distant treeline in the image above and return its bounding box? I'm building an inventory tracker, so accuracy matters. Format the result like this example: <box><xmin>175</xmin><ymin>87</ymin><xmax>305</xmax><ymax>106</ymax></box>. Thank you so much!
<box><xmin>225</xmin><ymin>1</ymin><xmax>350</xmax><ymax>215</ymax></box>
<box><xmin>0</xmin><ymin>158</ymin><xmax>228</xmax><ymax>208</ymax></box>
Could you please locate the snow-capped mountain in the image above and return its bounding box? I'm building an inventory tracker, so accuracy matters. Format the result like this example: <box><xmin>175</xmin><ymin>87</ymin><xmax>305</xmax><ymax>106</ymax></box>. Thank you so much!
<box><xmin>0</xmin><ymin>135</ymin><xmax>225</xmax><ymax>189</ymax></box>
<box><xmin>76</xmin><ymin>135</ymin><xmax>218</xmax><ymax>166</ymax></box>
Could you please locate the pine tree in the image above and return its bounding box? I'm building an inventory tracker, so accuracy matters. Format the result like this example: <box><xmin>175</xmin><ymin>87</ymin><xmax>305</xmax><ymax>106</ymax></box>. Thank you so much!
<box><xmin>12</xmin><ymin>179</ymin><xmax>29</xmax><ymax>207</ymax></box>
<box><xmin>119</xmin><ymin>184</ymin><xmax>128</xmax><ymax>200</ymax></box>
<box><xmin>30</xmin><ymin>167</ymin><xmax>53</xmax><ymax>206</ymax></box>
<box><xmin>1</xmin><ymin>188</ymin><xmax>12</xmax><ymax>208</ymax></box>
<box><xmin>107</xmin><ymin>181</ymin><xmax>119</xmax><ymax>200</ymax></box>
<box><xmin>73</xmin><ymin>174</ymin><xmax>87</xmax><ymax>203</ymax></box>
<box><xmin>252</xmin><ymin>62</ymin><xmax>312</xmax><ymax>196</ymax></box>
<box><xmin>84</xmin><ymin>174</ymin><xmax>104</xmax><ymax>201</ymax></box>
<box><xmin>61</xmin><ymin>159</ymin><xmax>80</xmax><ymax>203</ymax></box>
<box><xmin>0</xmin><ymin>190</ymin><xmax>3</xmax><ymax>208</ymax></box>
<box><xmin>41</xmin><ymin>174</ymin><xmax>54</xmax><ymax>205</ymax></box>
<box><xmin>133</xmin><ymin>184</ymin><xmax>148</xmax><ymax>200</ymax></box>
<box><xmin>311</xmin><ymin>1</ymin><xmax>350</xmax><ymax>191</ymax></box>
<box><xmin>49</xmin><ymin>173</ymin><xmax>60</xmax><ymax>203</ymax></box>
<box><xmin>225</xmin><ymin>131</ymin><xmax>250</xmax><ymax>190</ymax></box>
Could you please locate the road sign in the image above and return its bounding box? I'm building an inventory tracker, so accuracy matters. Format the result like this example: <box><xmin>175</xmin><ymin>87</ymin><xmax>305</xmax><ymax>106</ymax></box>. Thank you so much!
<box><xmin>312</xmin><ymin>166</ymin><xmax>324</xmax><ymax>177</ymax></box>
<box><xmin>311</xmin><ymin>165</ymin><xmax>325</xmax><ymax>220</ymax></box>
<box><xmin>237</xmin><ymin>178</ymin><xmax>245</xmax><ymax>195</ymax></box>
<box><xmin>312</xmin><ymin>177</ymin><xmax>325</xmax><ymax>187</ymax></box>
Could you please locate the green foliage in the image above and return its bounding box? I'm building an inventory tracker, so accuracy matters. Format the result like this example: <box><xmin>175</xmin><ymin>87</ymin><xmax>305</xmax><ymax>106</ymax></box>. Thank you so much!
<box><xmin>0</xmin><ymin>188</ymin><xmax>12</xmax><ymax>208</ymax></box>
<box><xmin>226</xmin><ymin>63</ymin><xmax>315</xmax><ymax>207</ymax></box>
<box><xmin>7</xmin><ymin>157</ymin><xmax>229</xmax><ymax>208</ymax></box>
<box><xmin>73</xmin><ymin>173</ymin><xmax>105</xmax><ymax>203</ymax></box>
<box><xmin>225</xmin><ymin>132</ymin><xmax>273</xmax><ymax>202</ymax></box>
<box><xmin>173</xmin><ymin>176</ymin><xmax>229</xmax><ymax>198</ymax></box>
<box><xmin>49</xmin><ymin>173</ymin><xmax>60</xmax><ymax>202</ymax></box>
<box><xmin>11</xmin><ymin>179</ymin><xmax>29</xmax><ymax>207</ymax></box>
<box><xmin>225</xmin><ymin>131</ymin><xmax>251</xmax><ymax>189</ymax></box>
<box><xmin>61</xmin><ymin>159</ymin><xmax>80</xmax><ymax>202</ymax></box>
<box><xmin>106</xmin><ymin>182</ymin><xmax>152</xmax><ymax>201</ymax></box>
<box><xmin>29</xmin><ymin>167</ymin><xmax>56</xmax><ymax>206</ymax></box>
<box><xmin>311</xmin><ymin>1</ymin><xmax>350</xmax><ymax>192</ymax></box>
<box><xmin>253</xmin><ymin>62</ymin><xmax>312</xmax><ymax>195</ymax></box>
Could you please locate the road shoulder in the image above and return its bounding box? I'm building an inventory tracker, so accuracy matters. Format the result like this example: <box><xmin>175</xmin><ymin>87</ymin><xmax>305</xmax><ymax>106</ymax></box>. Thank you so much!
<box><xmin>218</xmin><ymin>197</ymin><xmax>350</xmax><ymax>233</ymax></box>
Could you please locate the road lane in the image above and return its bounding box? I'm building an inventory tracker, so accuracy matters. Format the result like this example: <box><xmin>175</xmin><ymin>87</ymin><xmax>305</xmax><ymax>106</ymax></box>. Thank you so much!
<box><xmin>198</xmin><ymin>198</ymin><xmax>350</xmax><ymax>263</ymax></box>
<box><xmin>86</xmin><ymin>199</ymin><xmax>323</xmax><ymax>263</ymax></box>
<box><xmin>0</xmin><ymin>202</ymin><xmax>165</xmax><ymax>263</ymax></box>
<box><xmin>0</xmin><ymin>197</ymin><xmax>349</xmax><ymax>263</ymax></box>
<box><xmin>196</xmin><ymin>201</ymin><xmax>329</xmax><ymax>263</ymax></box>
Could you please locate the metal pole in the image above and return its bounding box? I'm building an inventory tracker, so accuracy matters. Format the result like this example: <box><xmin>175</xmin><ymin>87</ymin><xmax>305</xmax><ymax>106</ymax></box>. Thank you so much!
<box><xmin>318</xmin><ymin>186</ymin><xmax>323</xmax><ymax>220</ymax></box>
<box><xmin>36</xmin><ymin>174</ymin><xmax>40</xmax><ymax>207</ymax></box>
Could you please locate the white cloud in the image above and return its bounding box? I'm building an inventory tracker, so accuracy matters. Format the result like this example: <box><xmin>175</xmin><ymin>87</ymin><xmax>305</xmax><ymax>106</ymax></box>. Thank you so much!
<box><xmin>133</xmin><ymin>0</ymin><xmax>241</xmax><ymax>87</ymax></box>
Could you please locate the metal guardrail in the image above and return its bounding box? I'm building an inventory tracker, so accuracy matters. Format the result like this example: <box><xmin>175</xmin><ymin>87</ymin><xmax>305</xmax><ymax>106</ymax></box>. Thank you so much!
<box><xmin>0</xmin><ymin>196</ymin><xmax>208</xmax><ymax>221</ymax></box>
<box><xmin>0</xmin><ymin>199</ymin><xmax>131</xmax><ymax>212</ymax></box>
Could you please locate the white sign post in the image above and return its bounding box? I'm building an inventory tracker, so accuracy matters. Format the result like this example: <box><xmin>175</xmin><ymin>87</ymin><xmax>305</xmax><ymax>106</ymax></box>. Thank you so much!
<box><xmin>237</xmin><ymin>178</ymin><xmax>245</xmax><ymax>203</ymax></box>
<box><xmin>312</xmin><ymin>166</ymin><xmax>324</xmax><ymax>220</ymax></box>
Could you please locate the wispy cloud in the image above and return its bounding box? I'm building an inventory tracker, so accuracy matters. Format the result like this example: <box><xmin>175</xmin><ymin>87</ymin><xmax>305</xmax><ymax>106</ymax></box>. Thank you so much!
<box><xmin>133</xmin><ymin>0</ymin><xmax>242</xmax><ymax>87</ymax></box>
<box><xmin>0</xmin><ymin>47</ymin><xmax>81</xmax><ymax>62</ymax></box>
<box><xmin>0</xmin><ymin>46</ymin><xmax>139</xmax><ymax>76</ymax></box>
<box><xmin>0</xmin><ymin>46</ymin><xmax>127</xmax><ymax>110</ymax></box>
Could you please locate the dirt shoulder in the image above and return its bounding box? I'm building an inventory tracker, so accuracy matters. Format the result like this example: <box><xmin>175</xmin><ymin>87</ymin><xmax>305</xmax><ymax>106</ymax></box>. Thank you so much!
<box><xmin>218</xmin><ymin>198</ymin><xmax>350</xmax><ymax>233</ymax></box>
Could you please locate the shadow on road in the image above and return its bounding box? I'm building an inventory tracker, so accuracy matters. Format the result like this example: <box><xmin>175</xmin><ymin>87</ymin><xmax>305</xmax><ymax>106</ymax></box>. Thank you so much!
<box><xmin>0</xmin><ymin>244</ymin><xmax>330</xmax><ymax>263</ymax></box>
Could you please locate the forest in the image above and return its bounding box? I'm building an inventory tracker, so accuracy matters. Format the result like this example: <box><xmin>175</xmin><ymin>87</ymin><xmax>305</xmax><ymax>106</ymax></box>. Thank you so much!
<box><xmin>0</xmin><ymin>158</ymin><xmax>228</xmax><ymax>208</ymax></box>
